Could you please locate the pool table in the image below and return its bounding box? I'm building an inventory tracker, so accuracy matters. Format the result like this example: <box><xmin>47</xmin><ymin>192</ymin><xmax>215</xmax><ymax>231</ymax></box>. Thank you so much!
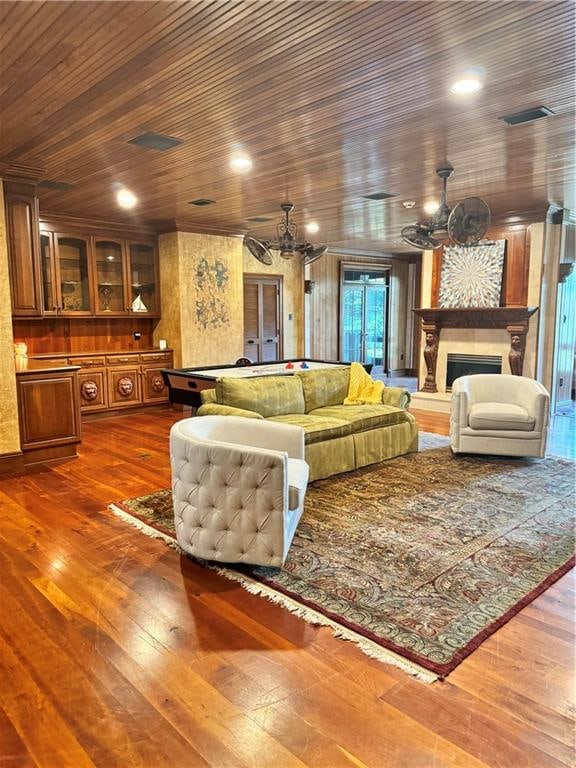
<box><xmin>161</xmin><ymin>358</ymin><xmax>352</xmax><ymax>408</ymax></box>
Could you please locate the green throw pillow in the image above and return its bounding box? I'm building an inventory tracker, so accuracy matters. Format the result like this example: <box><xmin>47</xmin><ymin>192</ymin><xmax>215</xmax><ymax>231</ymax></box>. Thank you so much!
<box><xmin>297</xmin><ymin>367</ymin><xmax>350</xmax><ymax>412</ymax></box>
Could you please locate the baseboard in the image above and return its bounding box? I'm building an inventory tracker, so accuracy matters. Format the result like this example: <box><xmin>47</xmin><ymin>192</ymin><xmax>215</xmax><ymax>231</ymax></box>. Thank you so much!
<box><xmin>388</xmin><ymin>368</ymin><xmax>408</xmax><ymax>377</ymax></box>
<box><xmin>0</xmin><ymin>450</ymin><xmax>24</xmax><ymax>475</ymax></box>
<box><xmin>405</xmin><ymin>368</ymin><xmax>418</xmax><ymax>377</ymax></box>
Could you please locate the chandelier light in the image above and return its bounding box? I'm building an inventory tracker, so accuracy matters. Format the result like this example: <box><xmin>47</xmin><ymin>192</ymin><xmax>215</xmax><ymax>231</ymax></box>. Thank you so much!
<box><xmin>244</xmin><ymin>203</ymin><xmax>328</xmax><ymax>265</ymax></box>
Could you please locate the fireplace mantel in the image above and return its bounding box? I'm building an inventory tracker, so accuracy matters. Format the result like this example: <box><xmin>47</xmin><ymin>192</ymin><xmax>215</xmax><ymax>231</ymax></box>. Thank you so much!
<box><xmin>413</xmin><ymin>307</ymin><xmax>538</xmax><ymax>328</ymax></box>
<box><xmin>412</xmin><ymin>307</ymin><xmax>539</xmax><ymax>392</ymax></box>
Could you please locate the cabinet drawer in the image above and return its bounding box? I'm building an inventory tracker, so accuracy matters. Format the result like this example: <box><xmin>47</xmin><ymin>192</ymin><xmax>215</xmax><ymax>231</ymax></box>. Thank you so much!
<box><xmin>35</xmin><ymin>357</ymin><xmax>69</xmax><ymax>365</ymax></box>
<box><xmin>140</xmin><ymin>351</ymin><xmax>172</xmax><ymax>364</ymax></box>
<box><xmin>106</xmin><ymin>354</ymin><xmax>139</xmax><ymax>366</ymax></box>
<box><xmin>73</xmin><ymin>356</ymin><xmax>106</xmax><ymax>368</ymax></box>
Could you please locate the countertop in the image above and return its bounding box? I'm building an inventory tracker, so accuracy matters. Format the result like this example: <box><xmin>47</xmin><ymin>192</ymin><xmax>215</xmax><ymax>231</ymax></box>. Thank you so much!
<box><xmin>15</xmin><ymin>357</ymin><xmax>81</xmax><ymax>375</ymax></box>
<box><xmin>29</xmin><ymin>348</ymin><xmax>172</xmax><ymax>358</ymax></box>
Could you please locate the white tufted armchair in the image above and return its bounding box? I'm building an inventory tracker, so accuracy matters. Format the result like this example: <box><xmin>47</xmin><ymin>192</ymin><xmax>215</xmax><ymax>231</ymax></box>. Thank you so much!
<box><xmin>170</xmin><ymin>416</ymin><xmax>309</xmax><ymax>567</ymax></box>
<box><xmin>450</xmin><ymin>374</ymin><xmax>550</xmax><ymax>458</ymax></box>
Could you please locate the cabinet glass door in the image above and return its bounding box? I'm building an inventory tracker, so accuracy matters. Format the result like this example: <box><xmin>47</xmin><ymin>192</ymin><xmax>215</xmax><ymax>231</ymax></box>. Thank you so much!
<box><xmin>94</xmin><ymin>239</ymin><xmax>127</xmax><ymax>314</ymax></box>
<box><xmin>128</xmin><ymin>243</ymin><xmax>158</xmax><ymax>315</ymax></box>
<box><xmin>40</xmin><ymin>232</ymin><xmax>57</xmax><ymax>314</ymax></box>
<box><xmin>56</xmin><ymin>235</ymin><xmax>92</xmax><ymax>313</ymax></box>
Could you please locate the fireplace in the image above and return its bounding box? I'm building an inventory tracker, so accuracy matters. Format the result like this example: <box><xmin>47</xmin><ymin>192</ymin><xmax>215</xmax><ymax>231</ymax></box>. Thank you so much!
<box><xmin>446</xmin><ymin>354</ymin><xmax>502</xmax><ymax>390</ymax></box>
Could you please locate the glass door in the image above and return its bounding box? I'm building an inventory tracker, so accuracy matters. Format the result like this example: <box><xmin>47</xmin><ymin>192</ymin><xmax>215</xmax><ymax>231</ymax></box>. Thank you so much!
<box><xmin>340</xmin><ymin>266</ymin><xmax>389</xmax><ymax>371</ymax></box>
<box><xmin>94</xmin><ymin>239</ymin><xmax>128</xmax><ymax>315</ymax></box>
<box><xmin>127</xmin><ymin>242</ymin><xmax>159</xmax><ymax>315</ymax></box>
<box><xmin>40</xmin><ymin>231</ymin><xmax>57</xmax><ymax>314</ymax></box>
<box><xmin>54</xmin><ymin>234</ymin><xmax>92</xmax><ymax>314</ymax></box>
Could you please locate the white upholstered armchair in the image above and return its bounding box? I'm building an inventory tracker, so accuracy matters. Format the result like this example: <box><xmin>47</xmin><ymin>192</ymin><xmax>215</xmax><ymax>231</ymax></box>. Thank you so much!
<box><xmin>450</xmin><ymin>374</ymin><xmax>550</xmax><ymax>458</ymax></box>
<box><xmin>170</xmin><ymin>416</ymin><xmax>309</xmax><ymax>567</ymax></box>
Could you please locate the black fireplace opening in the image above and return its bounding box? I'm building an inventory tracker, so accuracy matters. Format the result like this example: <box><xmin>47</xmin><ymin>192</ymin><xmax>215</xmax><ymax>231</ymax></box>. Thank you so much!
<box><xmin>446</xmin><ymin>354</ymin><xmax>502</xmax><ymax>390</ymax></box>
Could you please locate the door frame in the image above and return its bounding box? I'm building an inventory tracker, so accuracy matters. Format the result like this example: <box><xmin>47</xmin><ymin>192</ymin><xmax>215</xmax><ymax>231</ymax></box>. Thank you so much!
<box><xmin>339</xmin><ymin>263</ymin><xmax>390</xmax><ymax>370</ymax></box>
<box><xmin>243</xmin><ymin>274</ymin><xmax>284</xmax><ymax>361</ymax></box>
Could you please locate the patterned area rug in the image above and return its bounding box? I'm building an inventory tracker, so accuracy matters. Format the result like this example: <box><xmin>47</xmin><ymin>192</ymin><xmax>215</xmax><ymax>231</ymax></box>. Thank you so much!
<box><xmin>109</xmin><ymin>434</ymin><xmax>575</xmax><ymax>681</ymax></box>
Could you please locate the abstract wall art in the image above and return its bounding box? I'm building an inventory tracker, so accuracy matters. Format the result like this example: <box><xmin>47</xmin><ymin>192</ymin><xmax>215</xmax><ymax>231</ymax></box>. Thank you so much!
<box><xmin>195</xmin><ymin>257</ymin><xmax>231</xmax><ymax>329</ymax></box>
<box><xmin>438</xmin><ymin>240</ymin><xmax>506</xmax><ymax>308</ymax></box>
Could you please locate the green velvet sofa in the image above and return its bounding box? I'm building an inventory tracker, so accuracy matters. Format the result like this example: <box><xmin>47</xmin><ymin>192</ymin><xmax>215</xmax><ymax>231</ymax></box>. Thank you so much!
<box><xmin>196</xmin><ymin>367</ymin><xmax>418</xmax><ymax>482</ymax></box>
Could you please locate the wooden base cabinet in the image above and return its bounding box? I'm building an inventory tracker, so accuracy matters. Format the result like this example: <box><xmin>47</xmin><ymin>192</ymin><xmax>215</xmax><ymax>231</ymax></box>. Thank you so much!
<box><xmin>34</xmin><ymin>349</ymin><xmax>175</xmax><ymax>414</ymax></box>
<box><xmin>16</xmin><ymin>362</ymin><xmax>82</xmax><ymax>464</ymax></box>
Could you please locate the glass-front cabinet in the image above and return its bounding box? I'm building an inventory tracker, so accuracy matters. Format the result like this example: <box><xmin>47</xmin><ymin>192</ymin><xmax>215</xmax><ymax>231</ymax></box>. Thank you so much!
<box><xmin>54</xmin><ymin>234</ymin><xmax>93</xmax><ymax>315</ymax></box>
<box><xmin>36</xmin><ymin>228</ymin><xmax>159</xmax><ymax>317</ymax></box>
<box><xmin>93</xmin><ymin>238</ymin><xmax>128</xmax><ymax>315</ymax></box>
<box><xmin>127</xmin><ymin>242</ymin><xmax>159</xmax><ymax>316</ymax></box>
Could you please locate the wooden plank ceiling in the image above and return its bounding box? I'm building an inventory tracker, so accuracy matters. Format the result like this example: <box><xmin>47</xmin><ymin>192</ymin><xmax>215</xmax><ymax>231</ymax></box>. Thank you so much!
<box><xmin>0</xmin><ymin>0</ymin><xmax>574</xmax><ymax>252</ymax></box>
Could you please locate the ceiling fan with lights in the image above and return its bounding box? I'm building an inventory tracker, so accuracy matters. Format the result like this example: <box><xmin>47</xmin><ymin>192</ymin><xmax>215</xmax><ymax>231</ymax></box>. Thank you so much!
<box><xmin>244</xmin><ymin>203</ymin><xmax>329</xmax><ymax>266</ymax></box>
<box><xmin>401</xmin><ymin>163</ymin><xmax>491</xmax><ymax>250</ymax></box>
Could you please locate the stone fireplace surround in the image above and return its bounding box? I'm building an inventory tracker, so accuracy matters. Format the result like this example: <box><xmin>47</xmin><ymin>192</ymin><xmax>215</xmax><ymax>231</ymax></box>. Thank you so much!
<box><xmin>412</xmin><ymin>307</ymin><xmax>539</xmax><ymax>396</ymax></box>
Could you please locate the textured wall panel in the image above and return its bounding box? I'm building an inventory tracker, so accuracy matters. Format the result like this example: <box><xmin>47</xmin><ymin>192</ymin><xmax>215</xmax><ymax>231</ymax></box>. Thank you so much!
<box><xmin>0</xmin><ymin>184</ymin><xmax>21</xmax><ymax>453</ymax></box>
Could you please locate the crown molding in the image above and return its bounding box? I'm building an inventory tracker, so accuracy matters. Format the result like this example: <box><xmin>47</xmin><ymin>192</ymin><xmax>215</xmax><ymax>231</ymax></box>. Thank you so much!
<box><xmin>0</xmin><ymin>160</ymin><xmax>45</xmax><ymax>182</ymax></box>
<box><xmin>154</xmin><ymin>218</ymin><xmax>247</xmax><ymax>238</ymax></box>
<box><xmin>39</xmin><ymin>210</ymin><xmax>157</xmax><ymax>237</ymax></box>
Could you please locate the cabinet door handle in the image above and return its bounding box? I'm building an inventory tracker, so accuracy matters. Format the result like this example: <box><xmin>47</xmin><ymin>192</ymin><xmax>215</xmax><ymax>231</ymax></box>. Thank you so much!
<box><xmin>246</xmin><ymin>340</ymin><xmax>255</xmax><ymax>344</ymax></box>
<box><xmin>117</xmin><ymin>357</ymin><xmax>130</xmax><ymax>362</ymax></box>
<box><xmin>265</xmin><ymin>339</ymin><xmax>274</xmax><ymax>343</ymax></box>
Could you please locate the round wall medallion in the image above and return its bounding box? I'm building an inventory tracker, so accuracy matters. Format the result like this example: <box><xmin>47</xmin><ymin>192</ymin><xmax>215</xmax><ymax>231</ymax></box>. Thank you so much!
<box><xmin>80</xmin><ymin>380</ymin><xmax>99</xmax><ymax>402</ymax></box>
<box><xmin>117</xmin><ymin>376</ymin><xmax>134</xmax><ymax>397</ymax></box>
<box><xmin>151</xmin><ymin>374</ymin><xmax>164</xmax><ymax>393</ymax></box>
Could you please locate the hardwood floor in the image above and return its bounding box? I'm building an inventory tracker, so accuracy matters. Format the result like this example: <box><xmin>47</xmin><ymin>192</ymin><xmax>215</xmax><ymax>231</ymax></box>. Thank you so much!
<box><xmin>0</xmin><ymin>407</ymin><xmax>573</xmax><ymax>768</ymax></box>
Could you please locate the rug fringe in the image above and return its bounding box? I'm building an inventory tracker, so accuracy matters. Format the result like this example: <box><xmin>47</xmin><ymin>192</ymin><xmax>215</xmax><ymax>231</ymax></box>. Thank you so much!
<box><xmin>108</xmin><ymin>503</ymin><xmax>438</xmax><ymax>684</ymax></box>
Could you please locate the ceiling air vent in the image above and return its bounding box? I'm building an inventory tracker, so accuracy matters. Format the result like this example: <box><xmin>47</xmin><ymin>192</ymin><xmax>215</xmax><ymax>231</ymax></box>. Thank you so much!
<box><xmin>500</xmin><ymin>106</ymin><xmax>554</xmax><ymax>125</ymax></box>
<box><xmin>363</xmin><ymin>191</ymin><xmax>397</xmax><ymax>201</ymax></box>
<box><xmin>246</xmin><ymin>216</ymin><xmax>273</xmax><ymax>222</ymax></box>
<box><xmin>189</xmin><ymin>198</ymin><xmax>215</xmax><ymax>206</ymax></box>
<box><xmin>38</xmin><ymin>180</ymin><xmax>75</xmax><ymax>191</ymax></box>
<box><xmin>129</xmin><ymin>132</ymin><xmax>183</xmax><ymax>151</ymax></box>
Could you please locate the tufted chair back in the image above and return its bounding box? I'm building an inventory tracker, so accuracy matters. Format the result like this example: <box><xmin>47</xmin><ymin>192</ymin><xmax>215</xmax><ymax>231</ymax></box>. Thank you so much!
<box><xmin>170</xmin><ymin>416</ymin><xmax>309</xmax><ymax>567</ymax></box>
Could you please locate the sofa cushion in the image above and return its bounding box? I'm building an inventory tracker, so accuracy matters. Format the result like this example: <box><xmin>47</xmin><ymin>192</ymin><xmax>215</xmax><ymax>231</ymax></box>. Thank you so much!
<box><xmin>297</xmin><ymin>367</ymin><xmax>350</xmax><ymax>412</ymax></box>
<box><xmin>216</xmin><ymin>375</ymin><xmax>305</xmax><ymax>418</ymax></box>
<box><xmin>309</xmin><ymin>404</ymin><xmax>410</xmax><ymax>432</ymax></box>
<box><xmin>468</xmin><ymin>402</ymin><xmax>535</xmax><ymax>432</ymax></box>
<box><xmin>267</xmin><ymin>414</ymin><xmax>352</xmax><ymax>444</ymax></box>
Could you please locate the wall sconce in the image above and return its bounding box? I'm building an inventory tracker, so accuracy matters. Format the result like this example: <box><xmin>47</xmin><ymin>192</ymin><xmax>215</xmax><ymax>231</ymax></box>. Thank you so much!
<box><xmin>304</xmin><ymin>280</ymin><xmax>315</xmax><ymax>294</ymax></box>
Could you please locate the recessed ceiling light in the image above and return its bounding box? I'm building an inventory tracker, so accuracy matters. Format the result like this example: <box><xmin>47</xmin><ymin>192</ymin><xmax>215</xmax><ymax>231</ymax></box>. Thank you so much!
<box><xmin>402</xmin><ymin>200</ymin><xmax>416</xmax><ymax>209</ymax></box>
<box><xmin>450</xmin><ymin>77</ymin><xmax>483</xmax><ymax>95</ymax></box>
<box><xmin>116</xmin><ymin>188</ymin><xmax>138</xmax><ymax>209</ymax></box>
<box><xmin>423</xmin><ymin>200</ymin><xmax>440</xmax><ymax>215</ymax></box>
<box><xmin>306</xmin><ymin>222</ymin><xmax>320</xmax><ymax>234</ymax></box>
<box><xmin>230</xmin><ymin>150</ymin><xmax>253</xmax><ymax>172</ymax></box>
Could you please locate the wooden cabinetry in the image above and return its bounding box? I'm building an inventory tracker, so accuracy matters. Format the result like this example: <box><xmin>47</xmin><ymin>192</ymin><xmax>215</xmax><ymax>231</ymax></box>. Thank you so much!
<box><xmin>38</xmin><ymin>226</ymin><xmax>161</xmax><ymax>318</ymax></box>
<box><xmin>2</xmin><ymin>185</ymin><xmax>161</xmax><ymax>320</ymax></box>
<box><xmin>31</xmin><ymin>349</ymin><xmax>173</xmax><ymax>415</ymax></box>
<box><xmin>16</xmin><ymin>360</ymin><xmax>82</xmax><ymax>465</ymax></box>
<box><xmin>4</xmin><ymin>182</ymin><xmax>42</xmax><ymax>316</ymax></box>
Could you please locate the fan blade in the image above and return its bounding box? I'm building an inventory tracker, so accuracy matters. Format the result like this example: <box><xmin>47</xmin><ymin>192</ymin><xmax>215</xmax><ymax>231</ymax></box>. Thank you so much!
<box><xmin>244</xmin><ymin>234</ymin><xmax>273</xmax><ymax>265</ymax></box>
<box><xmin>303</xmin><ymin>244</ymin><xmax>328</xmax><ymax>265</ymax></box>
<box><xmin>401</xmin><ymin>225</ymin><xmax>441</xmax><ymax>250</ymax></box>
<box><xmin>448</xmin><ymin>197</ymin><xmax>491</xmax><ymax>245</ymax></box>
